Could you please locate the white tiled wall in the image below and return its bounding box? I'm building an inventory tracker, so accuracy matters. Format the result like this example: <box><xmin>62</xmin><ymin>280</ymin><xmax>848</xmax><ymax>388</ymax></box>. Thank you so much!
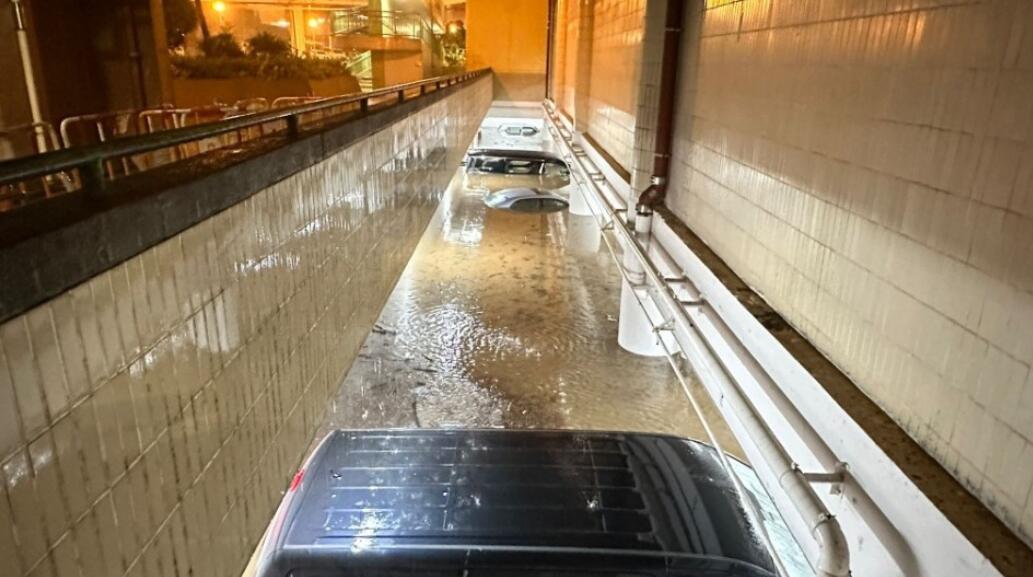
<box><xmin>553</xmin><ymin>0</ymin><xmax>647</xmax><ymax>174</ymax></box>
<box><xmin>666</xmin><ymin>0</ymin><xmax>1033</xmax><ymax>544</ymax></box>
<box><xmin>556</xmin><ymin>0</ymin><xmax>580</xmax><ymax>119</ymax></box>
<box><xmin>586</xmin><ymin>0</ymin><xmax>646</xmax><ymax>172</ymax></box>
<box><xmin>552</xmin><ymin>0</ymin><xmax>570</xmax><ymax>112</ymax></box>
<box><xmin>0</xmin><ymin>77</ymin><xmax>491</xmax><ymax>577</ymax></box>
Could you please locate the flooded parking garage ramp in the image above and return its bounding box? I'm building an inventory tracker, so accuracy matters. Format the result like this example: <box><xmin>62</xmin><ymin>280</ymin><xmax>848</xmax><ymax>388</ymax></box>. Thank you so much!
<box><xmin>300</xmin><ymin>104</ymin><xmax>812</xmax><ymax>577</ymax></box>
<box><xmin>317</xmin><ymin>105</ymin><xmax>739</xmax><ymax>448</ymax></box>
<box><xmin>239</xmin><ymin>103</ymin><xmax>812</xmax><ymax>577</ymax></box>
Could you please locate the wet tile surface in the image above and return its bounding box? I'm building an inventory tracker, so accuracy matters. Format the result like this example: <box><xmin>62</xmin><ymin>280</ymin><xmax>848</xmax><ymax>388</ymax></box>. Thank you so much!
<box><xmin>0</xmin><ymin>77</ymin><xmax>493</xmax><ymax>577</ymax></box>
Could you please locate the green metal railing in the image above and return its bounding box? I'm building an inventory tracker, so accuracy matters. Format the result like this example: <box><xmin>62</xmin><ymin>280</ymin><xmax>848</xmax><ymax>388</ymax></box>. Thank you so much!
<box><xmin>0</xmin><ymin>69</ymin><xmax>488</xmax><ymax>202</ymax></box>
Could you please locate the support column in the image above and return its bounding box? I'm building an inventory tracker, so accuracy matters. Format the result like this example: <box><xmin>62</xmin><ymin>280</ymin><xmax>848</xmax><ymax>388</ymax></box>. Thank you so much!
<box><xmin>148</xmin><ymin>0</ymin><xmax>174</xmax><ymax>105</ymax></box>
<box><xmin>290</xmin><ymin>7</ymin><xmax>308</xmax><ymax>54</ymax></box>
<box><xmin>617</xmin><ymin>279</ymin><xmax>666</xmax><ymax>356</ymax></box>
<box><xmin>617</xmin><ymin>210</ymin><xmax>665</xmax><ymax>357</ymax></box>
<box><xmin>567</xmin><ymin>182</ymin><xmax>593</xmax><ymax>216</ymax></box>
<box><xmin>369</xmin><ymin>0</ymin><xmax>386</xmax><ymax>86</ymax></box>
<box><xmin>565</xmin><ymin>214</ymin><xmax>601</xmax><ymax>255</ymax></box>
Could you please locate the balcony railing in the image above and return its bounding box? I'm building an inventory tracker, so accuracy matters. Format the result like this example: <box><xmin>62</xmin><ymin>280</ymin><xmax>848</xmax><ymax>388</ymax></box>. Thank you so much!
<box><xmin>331</xmin><ymin>9</ymin><xmax>430</xmax><ymax>41</ymax></box>
<box><xmin>0</xmin><ymin>69</ymin><xmax>487</xmax><ymax>213</ymax></box>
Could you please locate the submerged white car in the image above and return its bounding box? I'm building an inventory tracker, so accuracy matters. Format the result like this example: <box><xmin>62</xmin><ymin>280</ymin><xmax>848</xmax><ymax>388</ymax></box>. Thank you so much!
<box><xmin>483</xmin><ymin>187</ymin><xmax>569</xmax><ymax>213</ymax></box>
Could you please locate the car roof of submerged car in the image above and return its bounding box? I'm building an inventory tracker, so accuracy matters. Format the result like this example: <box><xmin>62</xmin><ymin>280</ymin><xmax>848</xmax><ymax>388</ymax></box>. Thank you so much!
<box><xmin>260</xmin><ymin>429</ymin><xmax>777</xmax><ymax>577</ymax></box>
<box><xmin>489</xmin><ymin>187</ymin><xmax>543</xmax><ymax>202</ymax></box>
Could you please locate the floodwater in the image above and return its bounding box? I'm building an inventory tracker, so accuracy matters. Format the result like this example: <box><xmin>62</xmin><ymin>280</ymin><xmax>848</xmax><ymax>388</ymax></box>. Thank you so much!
<box><xmin>245</xmin><ymin>110</ymin><xmax>813</xmax><ymax>577</ymax></box>
<box><xmin>317</xmin><ymin>133</ymin><xmax>740</xmax><ymax>454</ymax></box>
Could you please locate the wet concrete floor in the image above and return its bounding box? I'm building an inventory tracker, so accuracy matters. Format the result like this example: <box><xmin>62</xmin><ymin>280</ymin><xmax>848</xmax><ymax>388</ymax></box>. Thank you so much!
<box><xmin>316</xmin><ymin>146</ymin><xmax>740</xmax><ymax>453</ymax></box>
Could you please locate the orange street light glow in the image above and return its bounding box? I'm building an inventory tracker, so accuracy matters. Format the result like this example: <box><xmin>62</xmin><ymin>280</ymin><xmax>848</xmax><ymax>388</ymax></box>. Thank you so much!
<box><xmin>213</xmin><ymin>1</ymin><xmax>227</xmax><ymax>13</ymax></box>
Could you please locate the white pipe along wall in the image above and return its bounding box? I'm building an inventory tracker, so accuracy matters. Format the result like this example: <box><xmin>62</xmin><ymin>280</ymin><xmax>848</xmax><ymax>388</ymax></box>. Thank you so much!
<box><xmin>543</xmin><ymin>103</ymin><xmax>1004</xmax><ymax>577</ymax></box>
<box><xmin>549</xmin><ymin>111</ymin><xmax>798</xmax><ymax>577</ymax></box>
<box><xmin>548</xmin><ymin>106</ymin><xmax>850</xmax><ymax>577</ymax></box>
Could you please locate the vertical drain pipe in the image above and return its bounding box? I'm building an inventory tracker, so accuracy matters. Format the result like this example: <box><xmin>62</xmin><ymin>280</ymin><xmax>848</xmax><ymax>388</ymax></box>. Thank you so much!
<box><xmin>635</xmin><ymin>0</ymin><xmax>684</xmax><ymax>214</ymax></box>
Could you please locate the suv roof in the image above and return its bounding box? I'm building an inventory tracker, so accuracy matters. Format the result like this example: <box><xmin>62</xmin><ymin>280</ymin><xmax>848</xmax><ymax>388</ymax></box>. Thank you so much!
<box><xmin>257</xmin><ymin>429</ymin><xmax>776</xmax><ymax>577</ymax></box>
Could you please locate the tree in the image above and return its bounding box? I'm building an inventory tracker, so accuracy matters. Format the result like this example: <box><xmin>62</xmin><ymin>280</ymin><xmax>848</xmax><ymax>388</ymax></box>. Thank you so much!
<box><xmin>164</xmin><ymin>0</ymin><xmax>198</xmax><ymax>49</ymax></box>
<box><xmin>200</xmin><ymin>32</ymin><xmax>244</xmax><ymax>58</ymax></box>
<box><xmin>247</xmin><ymin>32</ymin><xmax>291</xmax><ymax>57</ymax></box>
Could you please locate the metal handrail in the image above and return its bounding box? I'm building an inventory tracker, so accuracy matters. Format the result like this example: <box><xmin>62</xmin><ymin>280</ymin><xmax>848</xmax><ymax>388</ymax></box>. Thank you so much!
<box><xmin>331</xmin><ymin>8</ymin><xmax>432</xmax><ymax>40</ymax></box>
<box><xmin>0</xmin><ymin>121</ymin><xmax>61</xmax><ymax>156</ymax></box>
<box><xmin>544</xmin><ymin>101</ymin><xmax>852</xmax><ymax>577</ymax></box>
<box><xmin>0</xmin><ymin>69</ymin><xmax>489</xmax><ymax>190</ymax></box>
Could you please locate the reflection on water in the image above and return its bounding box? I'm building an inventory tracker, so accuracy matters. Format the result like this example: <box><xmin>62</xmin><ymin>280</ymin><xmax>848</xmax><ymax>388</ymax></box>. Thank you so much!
<box><xmin>318</xmin><ymin>168</ymin><xmax>739</xmax><ymax>453</ymax></box>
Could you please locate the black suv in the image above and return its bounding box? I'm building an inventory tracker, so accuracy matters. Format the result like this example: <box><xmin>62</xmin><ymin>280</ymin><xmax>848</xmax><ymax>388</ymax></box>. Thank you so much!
<box><xmin>255</xmin><ymin>429</ymin><xmax>776</xmax><ymax>577</ymax></box>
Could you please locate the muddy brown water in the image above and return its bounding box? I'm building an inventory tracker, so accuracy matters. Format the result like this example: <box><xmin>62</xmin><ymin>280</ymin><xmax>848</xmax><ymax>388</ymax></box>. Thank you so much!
<box><xmin>240</xmin><ymin>122</ymin><xmax>801</xmax><ymax>577</ymax></box>
<box><xmin>317</xmin><ymin>168</ymin><xmax>741</xmax><ymax>455</ymax></box>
